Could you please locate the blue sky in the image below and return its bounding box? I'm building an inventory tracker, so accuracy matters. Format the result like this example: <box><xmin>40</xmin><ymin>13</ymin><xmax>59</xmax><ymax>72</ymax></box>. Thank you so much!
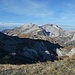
<box><xmin>0</xmin><ymin>0</ymin><xmax>75</xmax><ymax>30</ymax></box>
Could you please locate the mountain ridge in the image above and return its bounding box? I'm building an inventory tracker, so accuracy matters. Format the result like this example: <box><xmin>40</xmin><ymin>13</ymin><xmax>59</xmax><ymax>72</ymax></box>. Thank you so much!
<box><xmin>0</xmin><ymin>32</ymin><xmax>62</xmax><ymax>64</ymax></box>
<box><xmin>1</xmin><ymin>23</ymin><xmax>75</xmax><ymax>64</ymax></box>
<box><xmin>2</xmin><ymin>23</ymin><xmax>75</xmax><ymax>46</ymax></box>
<box><xmin>2</xmin><ymin>23</ymin><xmax>63</xmax><ymax>37</ymax></box>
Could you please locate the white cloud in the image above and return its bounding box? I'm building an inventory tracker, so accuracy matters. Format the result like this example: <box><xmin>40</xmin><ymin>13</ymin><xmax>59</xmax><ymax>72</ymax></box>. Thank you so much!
<box><xmin>0</xmin><ymin>0</ymin><xmax>53</xmax><ymax>18</ymax></box>
<box><xmin>0</xmin><ymin>22</ymin><xmax>23</xmax><ymax>26</ymax></box>
<box><xmin>0</xmin><ymin>0</ymin><xmax>75</xmax><ymax>30</ymax></box>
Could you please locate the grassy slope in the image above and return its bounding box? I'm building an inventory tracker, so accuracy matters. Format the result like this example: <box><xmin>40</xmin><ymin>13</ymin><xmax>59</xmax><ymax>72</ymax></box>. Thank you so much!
<box><xmin>0</xmin><ymin>58</ymin><xmax>75</xmax><ymax>75</ymax></box>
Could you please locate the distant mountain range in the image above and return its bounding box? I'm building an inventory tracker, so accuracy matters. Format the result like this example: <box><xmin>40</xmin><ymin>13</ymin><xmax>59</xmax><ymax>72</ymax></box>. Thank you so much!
<box><xmin>2</xmin><ymin>23</ymin><xmax>63</xmax><ymax>37</ymax></box>
<box><xmin>2</xmin><ymin>23</ymin><xmax>75</xmax><ymax>46</ymax></box>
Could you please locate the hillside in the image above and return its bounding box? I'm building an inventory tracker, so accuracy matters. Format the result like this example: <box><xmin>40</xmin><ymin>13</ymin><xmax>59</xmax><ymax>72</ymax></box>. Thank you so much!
<box><xmin>0</xmin><ymin>32</ymin><xmax>62</xmax><ymax>64</ymax></box>
<box><xmin>0</xmin><ymin>58</ymin><xmax>75</xmax><ymax>75</ymax></box>
<box><xmin>0</xmin><ymin>31</ymin><xmax>75</xmax><ymax>64</ymax></box>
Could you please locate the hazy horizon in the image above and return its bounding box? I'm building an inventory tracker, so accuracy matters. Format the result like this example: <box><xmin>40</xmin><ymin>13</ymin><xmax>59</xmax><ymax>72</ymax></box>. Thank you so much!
<box><xmin>0</xmin><ymin>22</ymin><xmax>75</xmax><ymax>31</ymax></box>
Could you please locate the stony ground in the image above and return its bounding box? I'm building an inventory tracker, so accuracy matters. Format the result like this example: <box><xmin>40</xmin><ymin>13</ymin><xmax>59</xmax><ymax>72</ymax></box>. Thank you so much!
<box><xmin>0</xmin><ymin>58</ymin><xmax>75</xmax><ymax>75</ymax></box>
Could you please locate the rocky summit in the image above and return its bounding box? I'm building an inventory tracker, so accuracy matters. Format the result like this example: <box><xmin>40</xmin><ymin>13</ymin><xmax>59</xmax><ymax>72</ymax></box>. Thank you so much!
<box><xmin>2</xmin><ymin>23</ymin><xmax>63</xmax><ymax>37</ymax></box>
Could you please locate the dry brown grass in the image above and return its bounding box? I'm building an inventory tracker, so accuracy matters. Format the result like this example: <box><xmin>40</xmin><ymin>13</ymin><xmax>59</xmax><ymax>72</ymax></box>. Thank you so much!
<box><xmin>57</xmin><ymin>56</ymin><xmax>75</xmax><ymax>61</ymax></box>
<box><xmin>0</xmin><ymin>58</ymin><xmax>75</xmax><ymax>75</ymax></box>
<box><xmin>18</xmin><ymin>34</ymin><xmax>32</xmax><ymax>38</ymax></box>
<box><xmin>18</xmin><ymin>34</ymin><xmax>55</xmax><ymax>44</ymax></box>
<box><xmin>57</xmin><ymin>56</ymin><xmax>70</xmax><ymax>60</ymax></box>
<box><xmin>64</xmin><ymin>45</ymin><xmax>75</xmax><ymax>51</ymax></box>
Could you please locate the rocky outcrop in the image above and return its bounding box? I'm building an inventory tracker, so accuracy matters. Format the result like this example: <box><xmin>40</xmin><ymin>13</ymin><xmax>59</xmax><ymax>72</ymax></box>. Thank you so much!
<box><xmin>56</xmin><ymin>46</ymin><xmax>75</xmax><ymax>58</ymax></box>
<box><xmin>42</xmin><ymin>24</ymin><xmax>63</xmax><ymax>37</ymax></box>
<box><xmin>67</xmin><ymin>48</ymin><xmax>75</xmax><ymax>56</ymax></box>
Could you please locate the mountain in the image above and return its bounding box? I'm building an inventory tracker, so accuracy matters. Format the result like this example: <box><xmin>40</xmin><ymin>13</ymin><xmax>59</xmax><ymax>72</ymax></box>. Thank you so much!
<box><xmin>0</xmin><ymin>31</ymin><xmax>75</xmax><ymax>64</ymax></box>
<box><xmin>42</xmin><ymin>24</ymin><xmax>63</xmax><ymax>37</ymax></box>
<box><xmin>2</xmin><ymin>23</ymin><xmax>63</xmax><ymax>37</ymax></box>
<box><xmin>1</xmin><ymin>23</ymin><xmax>75</xmax><ymax>64</ymax></box>
<box><xmin>0</xmin><ymin>32</ymin><xmax>62</xmax><ymax>64</ymax></box>
<box><xmin>2</xmin><ymin>23</ymin><xmax>75</xmax><ymax>46</ymax></box>
<box><xmin>53</xmin><ymin>30</ymin><xmax>75</xmax><ymax>46</ymax></box>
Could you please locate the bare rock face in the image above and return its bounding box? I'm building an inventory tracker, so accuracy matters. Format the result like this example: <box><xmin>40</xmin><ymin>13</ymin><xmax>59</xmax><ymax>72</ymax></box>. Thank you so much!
<box><xmin>67</xmin><ymin>48</ymin><xmax>75</xmax><ymax>56</ymax></box>
<box><xmin>2</xmin><ymin>23</ymin><xmax>48</xmax><ymax>36</ymax></box>
<box><xmin>56</xmin><ymin>48</ymin><xmax>63</xmax><ymax>56</ymax></box>
<box><xmin>56</xmin><ymin>46</ymin><xmax>75</xmax><ymax>58</ymax></box>
<box><xmin>42</xmin><ymin>24</ymin><xmax>63</xmax><ymax>37</ymax></box>
<box><xmin>2</xmin><ymin>23</ymin><xmax>63</xmax><ymax>37</ymax></box>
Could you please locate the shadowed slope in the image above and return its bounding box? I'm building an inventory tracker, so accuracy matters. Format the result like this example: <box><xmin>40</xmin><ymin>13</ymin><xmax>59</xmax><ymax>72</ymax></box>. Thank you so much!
<box><xmin>0</xmin><ymin>32</ymin><xmax>62</xmax><ymax>64</ymax></box>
